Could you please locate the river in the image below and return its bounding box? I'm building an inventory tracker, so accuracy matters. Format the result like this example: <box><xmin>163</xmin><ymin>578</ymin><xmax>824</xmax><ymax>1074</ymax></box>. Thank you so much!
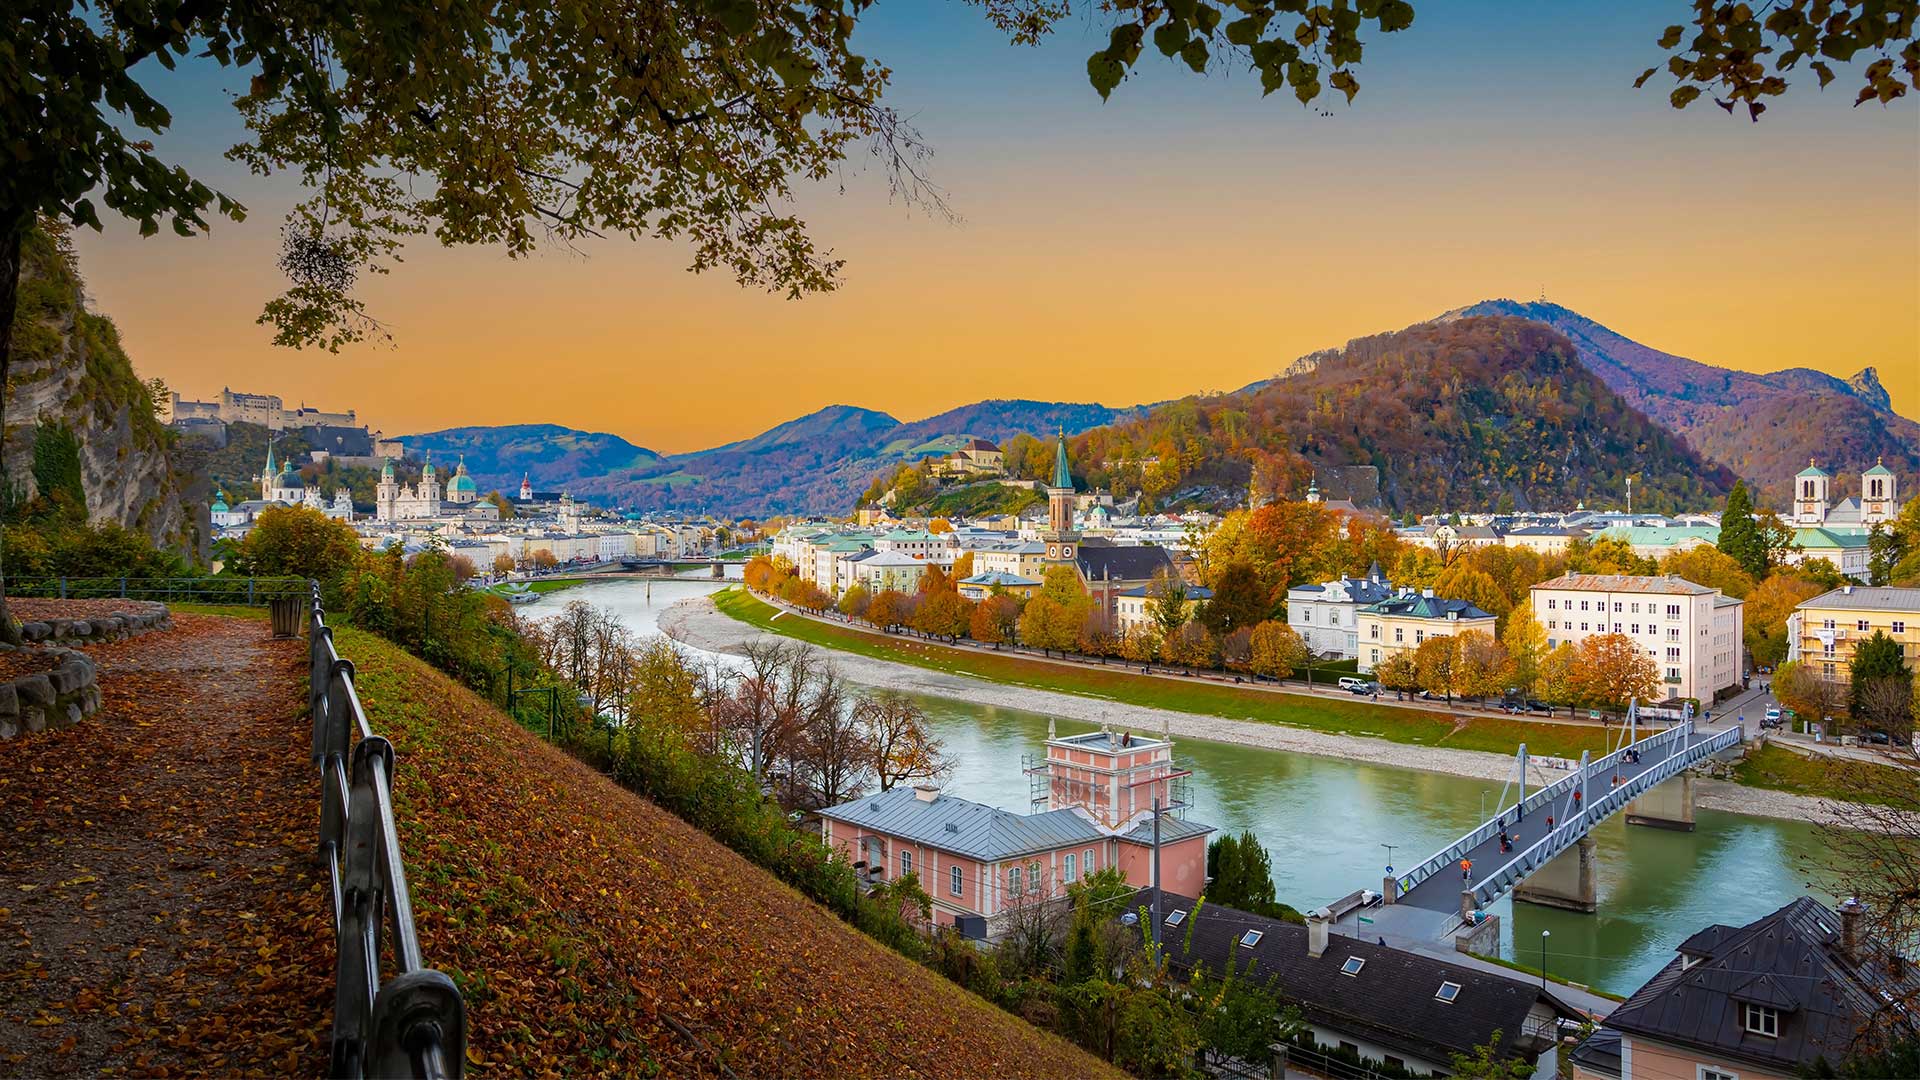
<box><xmin>548</xmin><ymin>576</ymin><xmax>1839</xmax><ymax>997</ymax></box>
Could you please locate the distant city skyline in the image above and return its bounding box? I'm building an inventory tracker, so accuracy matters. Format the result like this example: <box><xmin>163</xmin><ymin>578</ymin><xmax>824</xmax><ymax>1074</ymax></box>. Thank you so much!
<box><xmin>71</xmin><ymin>1</ymin><xmax>1918</xmax><ymax>454</ymax></box>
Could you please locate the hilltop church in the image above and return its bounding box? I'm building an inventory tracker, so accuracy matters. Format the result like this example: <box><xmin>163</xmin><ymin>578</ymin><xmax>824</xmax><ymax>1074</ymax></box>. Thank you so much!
<box><xmin>1791</xmin><ymin>459</ymin><xmax>1902</xmax><ymax>529</ymax></box>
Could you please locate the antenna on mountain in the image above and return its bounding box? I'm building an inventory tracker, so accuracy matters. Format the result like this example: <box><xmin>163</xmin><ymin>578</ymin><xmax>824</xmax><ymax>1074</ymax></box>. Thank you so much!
<box><xmin>1538</xmin><ymin>283</ymin><xmax>1547</xmax><ymax>303</ymax></box>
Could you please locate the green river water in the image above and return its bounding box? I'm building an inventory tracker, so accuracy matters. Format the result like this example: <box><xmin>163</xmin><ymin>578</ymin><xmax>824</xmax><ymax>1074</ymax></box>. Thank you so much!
<box><xmin>561</xmin><ymin>577</ymin><xmax>1839</xmax><ymax>997</ymax></box>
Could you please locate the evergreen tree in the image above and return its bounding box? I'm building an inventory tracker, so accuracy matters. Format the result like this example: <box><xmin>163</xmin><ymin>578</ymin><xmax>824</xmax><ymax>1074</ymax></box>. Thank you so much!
<box><xmin>1717</xmin><ymin>481</ymin><xmax>1767</xmax><ymax>579</ymax></box>
<box><xmin>1204</xmin><ymin>831</ymin><xmax>1281</xmax><ymax>916</ymax></box>
<box><xmin>1849</xmin><ymin>630</ymin><xmax>1910</xmax><ymax>725</ymax></box>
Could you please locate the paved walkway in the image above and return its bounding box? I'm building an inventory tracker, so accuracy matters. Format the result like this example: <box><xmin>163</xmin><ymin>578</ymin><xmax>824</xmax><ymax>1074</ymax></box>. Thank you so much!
<box><xmin>0</xmin><ymin>614</ymin><xmax>329</xmax><ymax>1077</ymax></box>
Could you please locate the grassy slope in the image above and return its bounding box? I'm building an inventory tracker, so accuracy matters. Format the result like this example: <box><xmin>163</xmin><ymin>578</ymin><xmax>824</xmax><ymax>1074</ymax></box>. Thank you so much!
<box><xmin>1731</xmin><ymin>742</ymin><xmax>1911</xmax><ymax>808</ymax></box>
<box><xmin>333</xmin><ymin>625</ymin><xmax>1117</xmax><ymax>1079</ymax></box>
<box><xmin>714</xmin><ymin>589</ymin><xmax>1615</xmax><ymax>760</ymax></box>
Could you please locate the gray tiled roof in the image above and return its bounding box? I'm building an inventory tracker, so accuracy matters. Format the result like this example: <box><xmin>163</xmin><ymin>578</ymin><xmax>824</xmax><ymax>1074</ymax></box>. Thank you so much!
<box><xmin>1603</xmin><ymin>897</ymin><xmax>1920</xmax><ymax>1074</ymax></box>
<box><xmin>820</xmin><ymin>785</ymin><xmax>1106</xmax><ymax>862</ymax></box>
<box><xmin>1145</xmin><ymin>891</ymin><xmax>1577</xmax><ymax>1065</ymax></box>
<box><xmin>1361</xmin><ymin>594</ymin><xmax>1494</xmax><ymax>621</ymax></box>
<box><xmin>1799</xmin><ymin>586</ymin><xmax>1920</xmax><ymax>612</ymax></box>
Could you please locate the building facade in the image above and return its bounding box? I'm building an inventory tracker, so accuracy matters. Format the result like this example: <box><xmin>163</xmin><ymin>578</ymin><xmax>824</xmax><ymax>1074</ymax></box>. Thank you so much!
<box><xmin>1531</xmin><ymin>573</ymin><xmax>1745</xmax><ymax>702</ymax></box>
<box><xmin>375</xmin><ymin>456</ymin><xmax>443</xmax><ymax>522</ymax></box>
<box><xmin>818</xmin><ymin>725</ymin><xmax>1212</xmax><ymax>938</ymax></box>
<box><xmin>1786</xmin><ymin>585</ymin><xmax>1920</xmax><ymax>682</ymax></box>
<box><xmin>1356</xmin><ymin>590</ymin><xmax>1499</xmax><ymax>674</ymax></box>
<box><xmin>171</xmin><ymin>387</ymin><xmax>357</xmax><ymax>431</ymax></box>
<box><xmin>1288</xmin><ymin>565</ymin><xmax>1393</xmax><ymax>659</ymax></box>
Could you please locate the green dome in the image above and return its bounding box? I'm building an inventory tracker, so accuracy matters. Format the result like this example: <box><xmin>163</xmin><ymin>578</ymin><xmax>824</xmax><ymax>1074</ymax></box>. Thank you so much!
<box><xmin>449</xmin><ymin>473</ymin><xmax>478</xmax><ymax>494</ymax></box>
<box><xmin>211</xmin><ymin>489</ymin><xmax>229</xmax><ymax>513</ymax></box>
<box><xmin>277</xmin><ymin>463</ymin><xmax>304</xmax><ymax>490</ymax></box>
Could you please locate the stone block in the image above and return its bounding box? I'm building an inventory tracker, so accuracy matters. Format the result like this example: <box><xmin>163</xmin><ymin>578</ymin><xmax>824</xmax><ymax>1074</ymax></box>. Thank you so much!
<box><xmin>81</xmin><ymin>685</ymin><xmax>101</xmax><ymax>713</ymax></box>
<box><xmin>69</xmin><ymin>620</ymin><xmax>92</xmax><ymax>638</ymax></box>
<box><xmin>15</xmin><ymin>673</ymin><xmax>54</xmax><ymax>709</ymax></box>
<box><xmin>48</xmin><ymin>665</ymin><xmax>86</xmax><ymax>696</ymax></box>
<box><xmin>20</xmin><ymin>622</ymin><xmax>49</xmax><ymax>642</ymax></box>
<box><xmin>0</xmin><ymin>714</ymin><xmax>16</xmax><ymax>740</ymax></box>
<box><xmin>0</xmin><ymin>683</ymin><xmax>16</xmax><ymax>717</ymax></box>
<box><xmin>21</xmin><ymin>705</ymin><xmax>45</xmax><ymax>734</ymax></box>
<box><xmin>52</xmin><ymin>702</ymin><xmax>83</xmax><ymax>728</ymax></box>
<box><xmin>47</xmin><ymin>620</ymin><xmax>71</xmax><ymax>638</ymax></box>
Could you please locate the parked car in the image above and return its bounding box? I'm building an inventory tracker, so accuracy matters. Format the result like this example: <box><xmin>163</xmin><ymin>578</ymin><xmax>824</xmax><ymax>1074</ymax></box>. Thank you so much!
<box><xmin>1337</xmin><ymin>677</ymin><xmax>1368</xmax><ymax>692</ymax></box>
<box><xmin>1348</xmin><ymin>681</ymin><xmax>1381</xmax><ymax>696</ymax></box>
<box><xmin>1762</xmin><ymin>707</ymin><xmax>1782</xmax><ymax>729</ymax></box>
<box><xmin>1526</xmin><ymin>699</ymin><xmax>1553</xmax><ymax>713</ymax></box>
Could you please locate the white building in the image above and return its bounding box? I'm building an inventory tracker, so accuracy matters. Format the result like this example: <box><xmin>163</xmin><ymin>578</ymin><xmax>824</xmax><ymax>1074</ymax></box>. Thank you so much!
<box><xmin>1286</xmin><ymin>564</ymin><xmax>1394</xmax><ymax>660</ymax></box>
<box><xmin>1792</xmin><ymin>459</ymin><xmax>1902</xmax><ymax>528</ymax></box>
<box><xmin>1531</xmin><ymin>573</ymin><xmax>1744</xmax><ymax>703</ymax></box>
<box><xmin>375</xmin><ymin>456</ymin><xmax>443</xmax><ymax>522</ymax></box>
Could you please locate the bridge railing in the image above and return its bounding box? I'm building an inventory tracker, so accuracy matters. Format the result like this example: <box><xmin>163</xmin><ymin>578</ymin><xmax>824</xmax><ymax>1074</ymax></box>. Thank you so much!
<box><xmin>6</xmin><ymin>575</ymin><xmax>307</xmax><ymax>605</ymax></box>
<box><xmin>1465</xmin><ymin>724</ymin><xmax>1741</xmax><ymax>910</ymax></box>
<box><xmin>1394</xmin><ymin>723</ymin><xmax>1695</xmax><ymax>898</ymax></box>
<box><xmin>309</xmin><ymin>581</ymin><xmax>467</xmax><ymax>1078</ymax></box>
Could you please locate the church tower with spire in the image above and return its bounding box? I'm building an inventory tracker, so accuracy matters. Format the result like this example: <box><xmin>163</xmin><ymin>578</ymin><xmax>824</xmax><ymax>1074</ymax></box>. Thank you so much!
<box><xmin>1043</xmin><ymin>431</ymin><xmax>1080</xmax><ymax>565</ymax></box>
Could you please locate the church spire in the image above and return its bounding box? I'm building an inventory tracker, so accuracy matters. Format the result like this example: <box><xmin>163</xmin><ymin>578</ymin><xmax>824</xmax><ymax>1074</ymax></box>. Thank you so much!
<box><xmin>1051</xmin><ymin>428</ymin><xmax>1073</xmax><ymax>491</ymax></box>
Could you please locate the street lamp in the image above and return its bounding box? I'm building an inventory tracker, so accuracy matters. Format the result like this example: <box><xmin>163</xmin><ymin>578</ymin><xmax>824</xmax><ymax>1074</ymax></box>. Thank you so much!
<box><xmin>1381</xmin><ymin>843</ymin><xmax>1396</xmax><ymax>876</ymax></box>
<box><xmin>1540</xmin><ymin>929</ymin><xmax>1551</xmax><ymax>990</ymax></box>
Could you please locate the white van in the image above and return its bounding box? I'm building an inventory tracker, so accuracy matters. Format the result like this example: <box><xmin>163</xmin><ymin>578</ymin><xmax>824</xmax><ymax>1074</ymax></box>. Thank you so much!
<box><xmin>1337</xmin><ymin>677</ymin><xmax>1368</xmax><ymax>692</ymax></box>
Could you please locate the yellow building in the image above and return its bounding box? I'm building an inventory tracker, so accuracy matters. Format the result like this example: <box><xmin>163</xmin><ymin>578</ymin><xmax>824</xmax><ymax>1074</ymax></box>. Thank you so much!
<box><xmin>1356</xmin><ymin>589</ymin><xmax>1499</xmax><ymax>673</ymax></box>
<box><xmin>1786</xmin><ymin>585</ymin><xmax>1920</xmax><ymax>682</ymax></box>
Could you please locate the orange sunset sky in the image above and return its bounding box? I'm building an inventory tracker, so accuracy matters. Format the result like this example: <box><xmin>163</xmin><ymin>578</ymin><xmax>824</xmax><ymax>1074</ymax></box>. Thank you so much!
<box><xmin>71</xmin><ymin>3</ymin><xmax>1919</xmax><ymax>455</ymax></box>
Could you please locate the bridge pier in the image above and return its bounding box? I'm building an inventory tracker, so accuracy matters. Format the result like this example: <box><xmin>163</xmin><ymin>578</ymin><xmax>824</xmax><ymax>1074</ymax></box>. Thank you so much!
<box><xmin>711</xmin><ymin>561</ymin><xmax>724</xmax><ymax>578</ymax></box>
<box><xmin>1512</xmin><ymin>835</ymin><xmax>1597</xmax><ymax>913</ymax></box>
<box><xmin>1626</xmin><ymin>772</ymin><xmax>1696</xmax><ymax>831</ymax></box>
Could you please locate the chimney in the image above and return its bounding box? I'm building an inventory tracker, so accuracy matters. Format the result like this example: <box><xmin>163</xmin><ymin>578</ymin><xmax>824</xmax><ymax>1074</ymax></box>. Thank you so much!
<box><xmin>1838</xmin><ymin>897</ymin><xmax>1865</xmax><ymax>962</ymax></box>
<box><xmin>913</xmin><ymin>784</ymin><xmax>939</xmax><ymax>803</ymax></box>
<box><xmin>1306</xmin><ymin>908</ymin><xmax>1331</xmax><ymax>959</ymax></box>
<box><xmin>1843</xmin><ymin>585</ymin><xmax>1854</xmax><ymax>596</ymax></box>
<box><xmin>1422</xmin><ymin>587</ymin><xmax>1434</xmax><ymax>599</ymax></box>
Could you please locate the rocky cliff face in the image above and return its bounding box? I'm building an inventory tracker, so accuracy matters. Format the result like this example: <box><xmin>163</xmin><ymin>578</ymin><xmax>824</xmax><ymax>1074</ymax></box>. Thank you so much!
<box><xmin>3</xmin><ymin>226</ymin><xmax>208</xmax><ymax>560</ymax></box>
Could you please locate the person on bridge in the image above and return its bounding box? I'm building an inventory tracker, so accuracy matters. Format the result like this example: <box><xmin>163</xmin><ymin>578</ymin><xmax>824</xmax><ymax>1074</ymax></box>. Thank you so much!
<box><xmin>1574</xmin><ymin>789</ymin><xmax>1583</xmax><ymax>809</ymax></box>
<box><xmin>1499</xmin><ymin>830</ymin><xmax>1511</xmax><ymax>854</ymax></box>
<box><xmin>1461</xmin><ymin>858</ymin><xmax>1473</xmax><ymax>882</ymax></box>
<box><xmin>1547</xmin><ymin>814</ymin><xmax>1555</xmax><ymax>830</ymax></box>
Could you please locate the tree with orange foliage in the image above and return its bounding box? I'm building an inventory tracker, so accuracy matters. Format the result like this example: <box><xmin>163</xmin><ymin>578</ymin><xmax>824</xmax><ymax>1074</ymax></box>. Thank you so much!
<box><xmin>1572</xmin><ymin>632</ymin><xmax>1661</xmax><ymax>712</ymax></box>
<box><xmin>867</xmin><ymin>589</ymin><xmax>908</xmax><ymax>631</ymax></box>
<box><xmin>857</xmin><ymin>692</ymin><xmax>951</xmax><ymax>792</ymax></box>
<box><xmin>970</xmin><ymin>593</ymin><xmax>1020</xmax><ymax>647</ymax></box>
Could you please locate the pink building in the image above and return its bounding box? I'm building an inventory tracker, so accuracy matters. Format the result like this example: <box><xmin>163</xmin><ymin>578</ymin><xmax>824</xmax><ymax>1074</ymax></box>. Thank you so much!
<box><xmin>818</xmin><ymin>724</ymin><xmax>1213</xmax><ymax>938</ymax></box>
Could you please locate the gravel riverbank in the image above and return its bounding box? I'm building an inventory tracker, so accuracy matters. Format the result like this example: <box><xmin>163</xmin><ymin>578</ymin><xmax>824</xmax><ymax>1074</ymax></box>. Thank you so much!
<box><xmin>661</xmin><ymin>595</ymin><xmax>1849</xmax><ymax>828</ymax></box>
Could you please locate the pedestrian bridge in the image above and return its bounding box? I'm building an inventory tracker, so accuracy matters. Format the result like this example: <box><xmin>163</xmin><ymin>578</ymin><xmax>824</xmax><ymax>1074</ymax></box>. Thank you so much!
<box><xmin>1375</xmin><ymin>711</ymin><xmax>1743</xmax><ymax>930</ymax></box>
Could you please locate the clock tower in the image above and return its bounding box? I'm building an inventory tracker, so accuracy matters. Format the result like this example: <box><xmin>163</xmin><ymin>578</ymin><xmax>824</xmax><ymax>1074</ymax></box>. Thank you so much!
<box><xmin>1043</xmin><ymin>431</ymin><xmax>1080</xmax><ymax>564</ymax></box>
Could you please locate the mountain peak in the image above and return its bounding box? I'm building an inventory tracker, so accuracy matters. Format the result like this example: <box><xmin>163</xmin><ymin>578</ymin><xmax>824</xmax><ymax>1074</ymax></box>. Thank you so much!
<box><xmin>1848</xmin><ymin>366</ymin><xmax>1893</xmax><ymax>411</ymax></box>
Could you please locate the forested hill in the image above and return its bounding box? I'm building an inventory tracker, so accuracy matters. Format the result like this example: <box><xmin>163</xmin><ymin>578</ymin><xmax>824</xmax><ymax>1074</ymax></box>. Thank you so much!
<box><xmin>1441</xmin><ymin>300</ymin><xmax>1920</xmax><ymax>506</ymax></box>
<box><xmin>1063</xmin><ymin>316</ymin><xmax>1733</xmax><ymax>515</ymax></box>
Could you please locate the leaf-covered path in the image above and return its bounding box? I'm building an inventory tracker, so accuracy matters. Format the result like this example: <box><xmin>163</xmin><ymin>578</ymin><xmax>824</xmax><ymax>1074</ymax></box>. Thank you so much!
<box><xmin>0</xmin><ymin>614</ymin><xmax>328</xmax><ymax>1078</ymax></box>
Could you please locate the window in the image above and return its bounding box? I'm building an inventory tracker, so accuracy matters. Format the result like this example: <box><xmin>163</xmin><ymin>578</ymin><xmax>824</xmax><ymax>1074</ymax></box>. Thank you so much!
<box><xmin>1858</xmin><ymin>620</ymin><xmax>1870</xmax><ymax>632</ymax></box>
<box><xmin>1384</xmin><ymin>1056</ymin><xmax>1405</xmax><ymax>1071</ymax></box>
<box><xmin>1580</xmin><ymin>600</ymin><xmax>1590</xmax><ymax>611</ymax></box>
<box><xmin>1415</xmin><ymin>630</ymin><xmax>1425</xmax><ymax>644</ymax></box>
<box><xmin>1395</xmin><ymin>628</ymin><xmax>1404</xmax><ymax>643</ymax></box>
<box><xmin>1895</xmin><ymin>621</ymin><xmax>1907</xmax><ymax>634</ymax></box>
<box><xmin>1669</xmin><ymin>604</ymin><xmax>1682</xmax><ymax>618</ymax></box>
<box><xmin>1165</xmin><ymin>909</ymin><xmax>1187</xmax><ymax>927</ymax></box>
<box><xmin>1581</xmin><ymin>622</ymin><xmax>1590</xmax><ymax>631</ymax></box>
<box><xmin>1028</xmin><ymin>861</ymin><xmax>1041</xmax><ymax>895</ymax></box>
<box><xmin>1239</xmin><ymin>929</ymin><xmax>1264</xmax><ymax>948</ymax></box>
<box><xmin>1548</xmin><ymin>598</ymin><xmax>1557</xmax><ymax>610</ymax></box>
<box><xmin>1631</xmin><ymin>602</ymin><xmax>1641</xmax><ymax>614</ymax></box>
<box><xmin>1340</xmin><ymin>956</ymin><xmax>1366</xmax><ymax>976</ymax></box>
<box><xmin>1700</xmin><ymin>1067</ymin><xmax>1740</xmax><ymax>1080</ymax></box>
<box><xmin>1085</xmin><ymin>848</ymin><xmax>1096</xmax><ymax>873</ymax></box>
<box><xmin>1614</xmin><ymin>602</ymin><xmax>1623</xmax><ymax>613</ymax></box>
<box><xmin>950</xmin><ymin>865</ymin><xmax>963</xmax><ymax>896</ymax></box>
<box><xmin>1007</xmin><ymin>865</ymin><xmax>1021</xmax><ymax>897</ymax></box>
<box><xmin>900</xmin><ymin>850</ymin><xmax>912</xmax><ymax>877</ymax></box>
<box><xmin>1742</xmin><ymin>1003</ymin><xmax>1779</xmax><ymax>1038</ymax></box>
<box><xmin>1338</xmin><ymin>1041</ymin><xmax>1360</xmax><ymax>1056</ymax></box>
<box><xmin>1371</xmin><ymin>624</ymin><xmax>1380</xmax><ymax>639</ymax></box>
<box><xmin>1436</xmin><ymin>981</ymin><xmax>1461</xmax><ymax>1003</ymax></box>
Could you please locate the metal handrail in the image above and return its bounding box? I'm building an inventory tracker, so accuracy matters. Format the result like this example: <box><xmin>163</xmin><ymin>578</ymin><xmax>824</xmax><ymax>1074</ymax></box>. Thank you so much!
<box><xmin>6</xmin><ymin>575</ymin><xmax>307</xmax><ymax>605</ymax></box>
<box><xmin>309</xmin><ymin>580</ymin><xmax>467</xmax><ymax>1078</ymax></box>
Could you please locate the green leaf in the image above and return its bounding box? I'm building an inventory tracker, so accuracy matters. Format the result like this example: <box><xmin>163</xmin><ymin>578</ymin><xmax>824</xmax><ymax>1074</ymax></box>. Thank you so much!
<box><xmin>1109</xmin><ymin>24</ymin><xmax>1145</xmax><ymax>65</ymax></box>
<box><xmin>1377</xmin><ymin>1</ymin><xmax>1415</xmax><ymax>33</ymax></box>
<box><xmin>1193</xmin><ymin>4</ymin><xmax>1221</xmax><ymax>35</ymax></box>
<box><xmin>1225</xmin><ymin>15</ymin><xmax>1268</xmax><ymax>47</ymax></box>
<box><xmin>1087</xmin><ymin>53</ymin><xmax>1125</xmax><ymax>100</ymax></box>
<box><xmin>704</xmin><ymin>0</ymin><xmax>758</xmax><ymax>37</ymax></box>
<box><xmin>1670</xmin><ymin>85</ymin><xmax>1702</xmax><ymax>108</ymax></box>
<box><xmin>1181</xmin><ymin>38</ymin><xmax>1210</xmax><ymax>73</ymax></box>
<box><xmin>1657</xmin><ymin>24</ymin><xmax>1685</xmax><ymax>49</ymax></box>
<box><xmin>1329</xmin><ymin>69</ymin><xmax>1359</xmax><ymax>103</ymax></box>
<box><xmin>1154</xmin><ymin>21</ymin><xmax>1189</xmax><ymax>57</ymax></box>
<box><xmin>1632</xmin><ymin>66</ymin><xmax>1658</xmax><ymax>88</ymax></box>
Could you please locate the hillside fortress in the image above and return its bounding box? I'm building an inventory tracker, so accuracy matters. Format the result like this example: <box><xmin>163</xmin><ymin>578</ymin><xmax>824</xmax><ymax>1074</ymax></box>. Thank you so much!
<box><xmin>170</xmin><ymin>387</ymin><xmax>356</xmax><ymax>431</ymax></box>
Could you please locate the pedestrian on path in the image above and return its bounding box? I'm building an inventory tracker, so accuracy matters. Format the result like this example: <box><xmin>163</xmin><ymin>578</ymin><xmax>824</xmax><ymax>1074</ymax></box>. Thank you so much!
<box><xmin>1461</xmin><ymin>858</ymin><xmax>1473</xmax><ymax>882</ymax></box>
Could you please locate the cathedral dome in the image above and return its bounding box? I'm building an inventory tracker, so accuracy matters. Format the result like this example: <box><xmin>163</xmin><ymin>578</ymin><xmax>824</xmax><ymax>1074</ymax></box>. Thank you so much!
<box><xmin>381</xmin><ymin>458</ymin><xmax>397</xmax><ymax>479</ymax></box>
<box><xmin>448</xmin><ymin>473</ymin><xmax>478</xmax><ymax>495</ymax></box>
<box><xmin>277</xmin><ymin>464</ymin><xmax>305</xmax><ymax>490</ymax></box>
<box><xmin>211</xmin><ymin>489</ymin><xmax>229</xmax><ymax>513</ymax></box>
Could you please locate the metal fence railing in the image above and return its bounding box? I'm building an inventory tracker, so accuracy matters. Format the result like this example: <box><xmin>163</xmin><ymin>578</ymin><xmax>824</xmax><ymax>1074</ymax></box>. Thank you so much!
<box><xmin>309</xmin><ymin>580</ymin><xmax>467</xmax><ymax>1078</ymax></box>
<box><xmin>6</xmin><ymin>576</ymin><xmax>308</xmax><ymax>606</ymax></box>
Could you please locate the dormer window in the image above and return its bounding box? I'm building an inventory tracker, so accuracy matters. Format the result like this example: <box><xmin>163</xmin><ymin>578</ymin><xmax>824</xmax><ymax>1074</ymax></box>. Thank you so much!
<box><xmin>1341</xmin><ymin>956</ymin><xmax>1366</xmax><ymax>976</ymax></box>
<box><xmin>1742</xmin><ymin>1003</ymin><xmax>1779</xmax><ymax>1038</ymax></box>
<box><xmin>1435</xmin><ymin>981</ymin><xmax>1461</xmax><ymax>1003</ymax></box>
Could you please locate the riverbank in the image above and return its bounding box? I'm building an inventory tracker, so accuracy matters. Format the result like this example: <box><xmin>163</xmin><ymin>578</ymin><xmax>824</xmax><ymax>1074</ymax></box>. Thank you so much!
<box><xmin>662</xmin><ymin>593</ymin><xmax>1854</xmax><ymax>828</ymax></box>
